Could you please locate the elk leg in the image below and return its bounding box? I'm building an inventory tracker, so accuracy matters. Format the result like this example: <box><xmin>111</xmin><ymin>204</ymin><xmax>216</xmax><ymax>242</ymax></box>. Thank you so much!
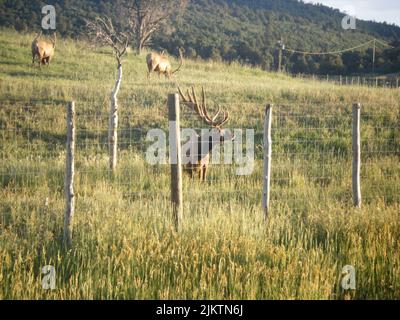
<box><xmin>186</xmin><ymin>166</ymin><xmax>193</xmax><ymax>179</ymax></box>
<box><xmin>147</xmin><ymin>61</ymin><xmax>154</xmax><ymax>79</ymax></box>
<box><xmin>148</xmin><ymin>63</ymin><xmax>158</xmax><ymax>79</ymax></box>
<box><xmin>202</xmin><ymin>165</ymin><xmax>208</xmax><ymax>182</ymax></box>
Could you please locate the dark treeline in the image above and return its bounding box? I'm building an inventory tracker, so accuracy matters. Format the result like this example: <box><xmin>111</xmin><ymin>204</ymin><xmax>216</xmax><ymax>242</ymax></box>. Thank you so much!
<box><xmin>1</xmin><ymin>0</ymin><xmax>400</xmax><ymax>75</ymax></box>
<box><xmin>284</xmin><ymin>45</ymin><xmax>400</xmax><ymax>75</ymax></box>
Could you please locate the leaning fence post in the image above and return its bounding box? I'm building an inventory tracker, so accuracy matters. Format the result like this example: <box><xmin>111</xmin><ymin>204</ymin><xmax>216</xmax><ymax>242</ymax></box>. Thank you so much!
<box><xmin>352</xmin><ymin>103</ymin><xmax>361</xmax><ymax>208</ymax></box>
<box><xmin>262</xmin><ymin>104</ymin><xmax>273</xmax><ymax>218</ymax></box>
<box><xmin>64</xmin><ymin>101</ymin><xmax>76</xmax><ymax>247</ymax></box>
<box><xmin>168</xmin><ymin>93</ymin><xmax>183</xmax><ymax>230</ymax></box>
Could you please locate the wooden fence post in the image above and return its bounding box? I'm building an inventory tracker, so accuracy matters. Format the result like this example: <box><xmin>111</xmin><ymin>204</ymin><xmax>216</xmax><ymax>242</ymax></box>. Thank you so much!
<box><xmin>262</xmin><ymin>104</ymin><xmax>273</xmax><ymax>218</ymax></box>
<box><xmin>352</xmin><ymin>103</ymin><xmax>361</xmax><ymax>208</ymax></box>
<box><xmin>168</xmin><ymin>94</ymin><xmax>183</xmax><ymax>230</ymax></box>
<box><xmin>64</xmin><ymin>101</ymin><xmax>75</xmax><ymax>247</ymax></box>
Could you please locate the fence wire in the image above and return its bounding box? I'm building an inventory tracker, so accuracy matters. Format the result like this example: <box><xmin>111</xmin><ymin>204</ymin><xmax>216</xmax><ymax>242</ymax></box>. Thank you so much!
<box><xmin>0</xmin><ymin>101</ymin><xmax>399</xmax><ymax>215</ymax></box>
<box><xmin>294</xmin><ymin>74</ymin><xmax>400</xmax><ymax>89</ymax></box>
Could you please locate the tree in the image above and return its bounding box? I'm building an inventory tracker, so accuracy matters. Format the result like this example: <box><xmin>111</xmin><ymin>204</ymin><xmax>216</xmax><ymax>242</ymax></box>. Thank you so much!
<box><xmin>342</xmin><ymin>52</ymin><xmax>362</xmax><ymax>73</ymax></box>
<box><xmin>86</xmin><ymin>16</ymin><xmax>131</xmax><ymax>171</ymax></box>
<box><xmin>127</xmin><ymin>0</ymin><xmax>187</xmax><ymax>54</ymax></box>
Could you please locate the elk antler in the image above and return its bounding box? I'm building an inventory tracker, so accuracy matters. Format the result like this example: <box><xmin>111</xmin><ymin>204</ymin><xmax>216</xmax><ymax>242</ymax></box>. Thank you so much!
<box><xmin>178</xmin><ymin>86</ymin><xmax>229</xmax><ymax>128</ymax></box>
<box><xmin>85</xmin><ymin>16</ymin><xmax>130</xmax><ymax>67</ymax></box>
<box><xmin>49</xmin><ymin>32</ymin><xmax>57</xmax><ymax>48</ymax></box>
<box><xmin>172</xmin><ymin>48</ymin><xmax>184</xmax><ymax>74</ymax></box>
<box><xmin>33</xmin><ymin>31</ymin><xmax>42</xmax><ymax>42</ymax></box>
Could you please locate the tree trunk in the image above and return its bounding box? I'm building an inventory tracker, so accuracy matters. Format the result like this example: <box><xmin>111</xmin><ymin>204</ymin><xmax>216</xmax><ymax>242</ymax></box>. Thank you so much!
<box><xmin>109</xmin><ymin>64</ymin><xmax>122</xmax><ymax>171</ymax></box>
<box><xmin>135</xmin><ymin>23</ymin><xmax>143</xmax><ymax>54</ymax></box>
<box><xmin>136</xmin><ymin>43</ymin><xmax>143</xmax><ymax>54</ymax></box>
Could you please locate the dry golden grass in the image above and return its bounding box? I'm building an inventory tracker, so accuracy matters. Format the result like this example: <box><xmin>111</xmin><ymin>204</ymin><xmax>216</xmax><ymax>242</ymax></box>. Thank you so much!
<box><xmin>0</xmin><ymin>29</ymin><xmax>399</xmax><ymax>299</ymax></box>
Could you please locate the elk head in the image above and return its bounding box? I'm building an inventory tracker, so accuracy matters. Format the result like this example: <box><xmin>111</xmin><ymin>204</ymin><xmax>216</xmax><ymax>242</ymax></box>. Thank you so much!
<box><xmin>147</xmin><ymin>48</ymin><xmax>184</xmax><ymax>79</ymax></box>
<box><xmin>178</xmin><ymin>86</ymin><xmax>234</xmax><ymax>181</ymax></box>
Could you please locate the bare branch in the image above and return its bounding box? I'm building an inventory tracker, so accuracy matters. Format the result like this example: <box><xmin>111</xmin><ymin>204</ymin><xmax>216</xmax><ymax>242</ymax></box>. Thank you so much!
<box><xmin>127</xmin><ymin>0</ymin><xmax>187</xmax><ymax>52</ymax></box>
<box><xmin>85</xmin><ymin>15</ymin><xmax>132</xmax><ymax>67</ymax></box>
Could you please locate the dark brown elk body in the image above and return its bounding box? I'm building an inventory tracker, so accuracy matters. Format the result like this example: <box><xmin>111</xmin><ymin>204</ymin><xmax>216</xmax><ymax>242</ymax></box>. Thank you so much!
<box><xmin>146</xmin><ymin>49</ymin><xmax>183</xmax><ymax>79</ymax></box>
<box><xmin>179</xmin><ymin>87</ymin><xmax>234</xmax><ymax>181</ymax></box>
<box><xmin>31</xmin><ymin>33</ymin><xmax>56</xmax><ymax>66</ymax></box>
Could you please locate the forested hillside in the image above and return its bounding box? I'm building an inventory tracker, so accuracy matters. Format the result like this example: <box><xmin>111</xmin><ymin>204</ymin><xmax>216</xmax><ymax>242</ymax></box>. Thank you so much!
<box><xmin>1</xmin><ymin>0</ymin><xmax>400</xmax><ymax>74</ymax></box>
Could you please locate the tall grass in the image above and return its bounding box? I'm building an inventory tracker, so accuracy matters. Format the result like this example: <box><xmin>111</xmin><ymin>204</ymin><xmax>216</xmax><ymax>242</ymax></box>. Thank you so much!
<box><xmin>0</xmin><ymin>29</ymin><xmax>399</xmax><ymax>300</ymax></box>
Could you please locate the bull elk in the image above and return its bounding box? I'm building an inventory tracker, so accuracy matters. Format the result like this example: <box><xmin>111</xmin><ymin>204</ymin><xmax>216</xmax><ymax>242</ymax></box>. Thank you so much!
<box><xmin>178</xmin><ymin>86</ymin><xmax>234</xmax><ymax>181</ymax></box>
<box><xmin>146</xmin><ymin>48</ymin><xmax>183</xmax><ymax>79</ymax></box>
<box><xmin>31</xmin><ymin>32</ymin><xmax>56</xmax><ymax>67</ymax></box>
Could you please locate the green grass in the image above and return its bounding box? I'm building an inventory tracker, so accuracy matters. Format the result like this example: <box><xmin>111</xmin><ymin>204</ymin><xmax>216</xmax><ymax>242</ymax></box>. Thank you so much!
<box><xmin>0</xmin><ymin>29</ymin><xmax>399</xmax><ymax>300</ymax></box>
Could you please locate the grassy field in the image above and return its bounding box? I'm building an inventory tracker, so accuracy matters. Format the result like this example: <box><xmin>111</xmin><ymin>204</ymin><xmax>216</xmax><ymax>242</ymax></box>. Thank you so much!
<box><xmin>0</xmin><ymin>29</ymin><xmax>399</xmax><ymax>300</ymax></box>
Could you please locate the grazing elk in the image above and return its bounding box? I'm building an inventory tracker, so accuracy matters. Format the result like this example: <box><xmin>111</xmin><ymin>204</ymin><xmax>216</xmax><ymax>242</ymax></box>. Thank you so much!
<box><xmin>146</xmin><ymin>48</ymin><xmax>183</xmax><ymax>79</ymax></box>
<box><xmin>31</xmin><ymin>32</ymin><xmax>56</xmax><ymax>67</ymax></box>
<box><xmin>178</xmin><ymin>86</ymin><xmax>234</xmax><ymax>181</ymax></box>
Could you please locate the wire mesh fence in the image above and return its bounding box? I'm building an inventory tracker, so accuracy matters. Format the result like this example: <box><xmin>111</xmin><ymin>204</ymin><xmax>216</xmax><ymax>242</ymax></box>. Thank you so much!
<box><xmin>0</xmin><ymin>100</ymin><xmax>399</xmax><ymax>220</ymax></box>
<box><xmin>294</xmin><ymin>74</ymin><xmax>400</xmax><ymax>89</ymax></box>
<box><xmin>270</xmin><ymin>104</ymin><xmax>399</xmax><ymax>210</ymax></box>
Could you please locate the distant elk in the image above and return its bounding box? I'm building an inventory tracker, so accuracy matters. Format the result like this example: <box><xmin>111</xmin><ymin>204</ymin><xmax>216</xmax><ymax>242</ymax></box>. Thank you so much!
<box><xmin>31</xmin><ymin>32</ymin><xmax>56</xmax><ymax>67</ymax></box>
<box><xmin>146</xmin><ymin>48</ymin><xmax>183</xmax><ymax>79</ymax></box>
<box><xmin>178</xmin><ymin>86</ymin><xmax>234</xmax><ymax>181</ymax></box>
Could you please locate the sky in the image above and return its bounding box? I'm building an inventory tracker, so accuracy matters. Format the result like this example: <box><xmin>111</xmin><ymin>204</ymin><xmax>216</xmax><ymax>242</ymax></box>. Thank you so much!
<box><xmin>304</xmin><ymin>0</ymin><xmax>400</xmax><ymax>26</ymax></box>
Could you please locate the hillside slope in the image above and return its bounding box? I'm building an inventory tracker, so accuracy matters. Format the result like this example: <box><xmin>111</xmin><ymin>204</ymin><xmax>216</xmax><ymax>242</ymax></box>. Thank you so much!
<box><xmin>1</xmin><ymin>0</ymin><xmax>400</xmax><ymax>74</ymax></box>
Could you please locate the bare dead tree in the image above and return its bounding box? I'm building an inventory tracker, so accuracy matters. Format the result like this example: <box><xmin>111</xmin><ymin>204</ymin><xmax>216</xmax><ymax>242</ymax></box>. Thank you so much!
<box><xmin>127</xmin><ymin>0</ymin><xmax>187</xmax><ymax>54</ymax></box>
<box><xmin>86</xmin><ymin>16</ymin><xmax>131</xmax><ymax>172</ymax></box>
